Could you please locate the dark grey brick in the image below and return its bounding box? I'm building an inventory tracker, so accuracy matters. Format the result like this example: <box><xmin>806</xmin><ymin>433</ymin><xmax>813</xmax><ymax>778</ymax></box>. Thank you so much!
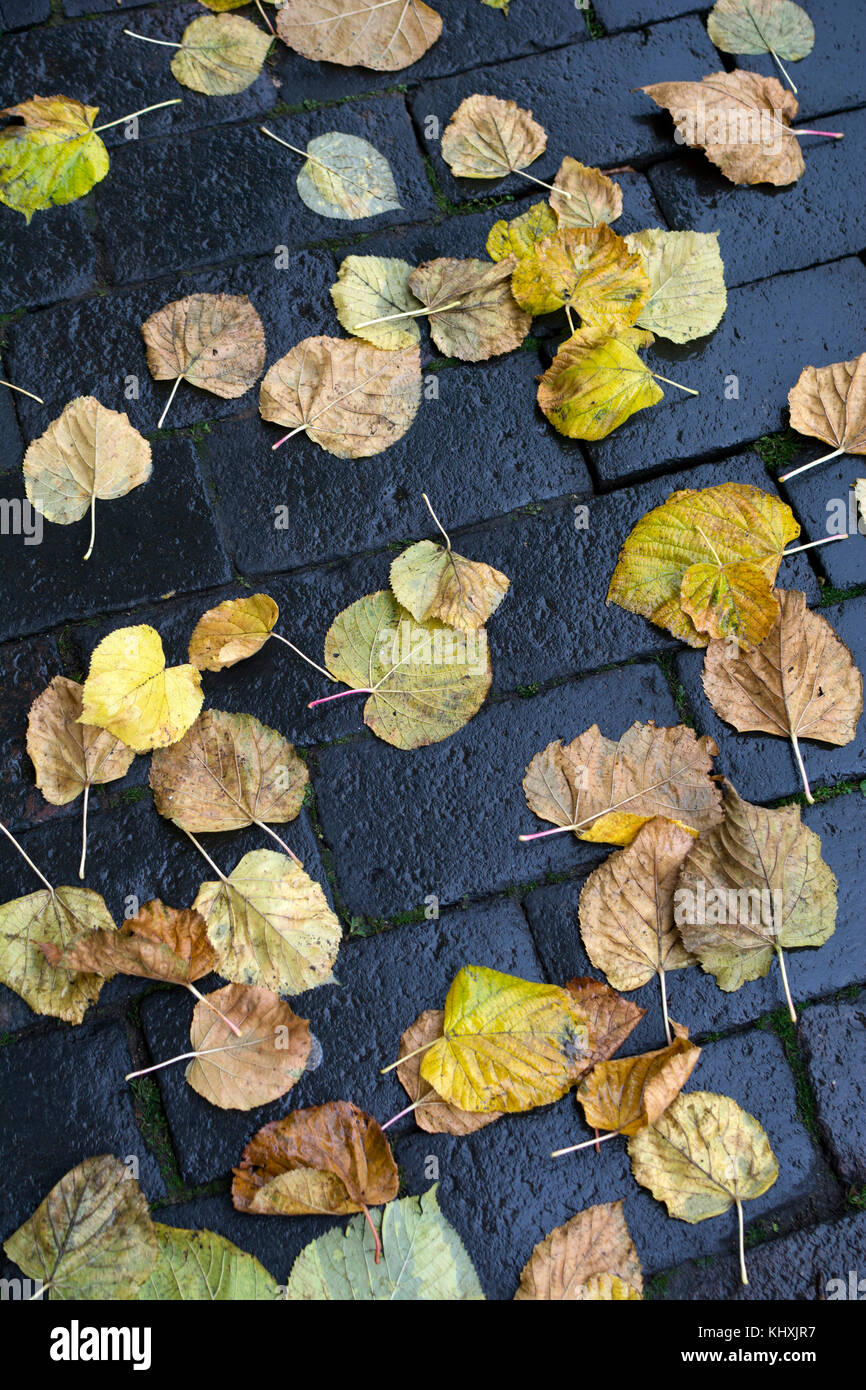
<box><xmin>410</xmin><ymin>19</ymin><xmax>720</xmax><ymax>205</ymax></box>
<box><xmin>649</xmin><ymin>109</ymin><xmax>866</xmax><ymax>288</ymax></box>
<box><xmin>0</xmin><ymin>4</ymin><xmax>279</xmax><ymax>149</ymax></box>
<box><xmin>0</xmin><ymin>203</ymin><xmax>99</xmax><ymax>315</ymax></box>
<box><xmin>63</xmin><ymin>0</ymin><xmax>164</xmax><ymax>13</ymax></box>
<box><xmin>6</xmin><ymin>250</ymin><xmax>339</xmax><ymax>444</ymax></box>
<box><xmin>585</xmin><ymin>258</ymin><xmax>866</xmax><ymax>485</ymax></box>
<box><xmin>0</xmin><ymin>1016</ymin><xmax>164</xmax><ymax>1248</ymax></box>
<box><xmin>313</xmin><ymin>661</ymin><xmax>680</xmax><ymax>918</ymax></box>
<box><xmin>0</xmin><ymin>435</ymin><xmax>231</xmax><ymax>642</ymax></box>
<box><xmin>141</xmin><ymin>896</ymin><xmax>543</xmax><ymax>1184</ymax></box>
<box><xmin>97</xmin><ymin>100</ymin><xmax>437</xmax><ymax>284</ymax></box>
<box><xmin>729</xmin><ymin>0</ymin><xmax>866</xmax><ymax>123</ymax></box>
<box><xmin>592</xmin><ymin>0</ymin><xmax>700</xmax><ymax>29</ymax></box>
<box><xmin>780</xmin><ymin>459</ymin><xmax>866</xmax><ymax>594</ymax></box>
<box><xmin>526</xmin><ymin>791</ymin><xmax>866</xmax><ymax>1044</ymax></box>
<box><xmin>0</xmin><ymin>379</ymin><xmax>23</xmax><ymax>474</ymax></box>
<box><xmin>0</xmin><ymin>0</ymin><xmax>49</xmax><ymax>30</ymax></box>
<box><xmin>676</xmin><ymin>597</ymin><xmax>866</xmax><ymax>803</ymax></box>
<box><xmin>800</xmin><ymin>990</ymin><xmax>866</xmax><ymax>1186</ymax></box>
<box><xmin>397</xmin><ymin>1026</ymin><xmax>823</xmax><ymax>1296</ymax></box>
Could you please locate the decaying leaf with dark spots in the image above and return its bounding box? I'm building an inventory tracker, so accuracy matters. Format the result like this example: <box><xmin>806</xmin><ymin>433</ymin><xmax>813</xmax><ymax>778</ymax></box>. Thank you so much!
<box><xmin>40</xmin><ymin>898</ymin><xmax>218</xmax><ymax>986</ymax></box>
<box><xmin>407</xmin><ymin>257</ymin><xmax>531</xmax><ymax>361</ymax></box>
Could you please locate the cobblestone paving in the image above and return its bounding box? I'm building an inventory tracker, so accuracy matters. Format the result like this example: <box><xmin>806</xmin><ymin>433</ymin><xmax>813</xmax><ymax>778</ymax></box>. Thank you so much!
<box><xmin>1</xmin><ymin>0</ymin><xmax>864</xmax><ymax>1301</ymax></box>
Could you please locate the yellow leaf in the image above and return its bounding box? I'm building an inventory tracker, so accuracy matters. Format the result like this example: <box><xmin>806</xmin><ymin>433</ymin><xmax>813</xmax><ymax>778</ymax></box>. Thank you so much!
<box><xmin>407</xmin><ymin>256</ymin><xmax>531</xmax><ymax>361</ymax></box>
<box><xmin>0</xmin><ymin>95</ymin><xmax>109</xmax><ymax>221</ymax></box>
<box><xmin>550</xmin><ymin>158</ymin><xmax>623</xmax><ymax>229</ymax></box>
<box><xmin>188</xmin><ymin>594</ymin><xmax>279</xmax><ymax>670</ymax></box>
<box><xmin>292</xmin><ymin>131</ymin><xmax>401</xmax><ymax>220</ymax></box>
<box><xmin>389</xmin><ymin>538</ymin><xmax>510</xmax><ymax>631</ymax></box>
<box><xmin>79</xmin><ymin>625</ymin><xmax>203</xmax><ymax>753</ymax></box>
<box><xmin>576</xmin><ymin>1035</ymin><xmax>701</xmax><ymax>1136</ymax></box>
<box><xmin>624</xmin><ymin>228</ymin><xmax>727</xmax><ymax>343</ymax></box>
<box><xmin>170</xmin><ymin>14</ymin><xmax>271</xmax><ymax>96</ymax></box>
<box><xmin>511</xmin><ymin>226</ymin><xmax>650</xmax><ymax>330</ymax></box>
<box><xmin>0</xmin><ymin>885</ymin><xmax>116</xmax><ymax>1023</ymax></box>
<box><xmin>396</xmin><ymin>1009</ymin><xmax>503</xmax><ymax>1135</ymax></box>
<box><xmin>330</xmin><ymin>255</ymin><xmax>422</xmax><ymax>350</ymax></box>
<box><xmin>486</xmin><ymin>201</ymin><xmax>558</xmax><ymax>262</ymax></box>
<box><xmin>536</xmin><ymin>326</ymin><xmax>661</xmax><ymax>440</ymax></box>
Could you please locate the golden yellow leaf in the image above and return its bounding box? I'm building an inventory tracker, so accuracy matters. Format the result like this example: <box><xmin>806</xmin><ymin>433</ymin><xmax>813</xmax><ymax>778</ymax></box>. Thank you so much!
<box><xmin>0</xmin><ymin>96</ymin><xmax>109</xmax><ymax>222</ymax></box>
<box><xmin>512</xmin><ymin>226</ymin><xmax>650</xmax><ymax>330</ymax></box>
<box><xmin>389</xmin><ymin>538</ymin><xmax>510</xmax><ymax>631</ymax></box>
<box><xmin>170</xmin><ymin>14</ymin><xmax>271</xmax><ymax>95</ymax></box>
<box><xmin>576</xmin><ymin>1034</ymin><xmax>701</xmax><ymax>1136</ymax></box>
<box><xmin>186</xmin><ymin>984</ymin><xmax>312</xmax><ymax>1110</ymax></box>
<box><xmin>276</xmin><ymin>0</ymin><xmax>442</xmax><ymax>72</ymax></box>
<box><xmin>396</xmin><ymin>1009</ymin><xmax>503</xmax><ymax>1135</ymax></box>
<box><xmin>624</xmin><ymin>229</ymin><xmax>727</xmax><ymax>343</ymax></box>
<box><xmin>536</xmin><ymin>325</ymin><xmax>662</xmax><ymax>440</ymax></box>
<box><xmin>486</xmin><ymin>201</ymin><xmax>558</xmax><ymax>262</ymax></box>
<box><xmin>0</xmin><ymin>884</ymin><xmax>115</xmax><ymax>1023</ymax></box>
<box><xmin>188</xmin><ymin>594</ymin><xmax>279</xmax><ymax>671</ymax></box>
<box><xmin>79</xmin><ymin>625</ymin><xmax>203</xmax><ymax>753</ymax></box>
<box><xmin>514</xmin><ymin>1201</ymin><xmax>642</xmax><ymax>1301</ymax></box>
<box><xmin>440</xmin><ymin>94</ymin><xmax>546</xmax><ymax>178</ymax></box>
<box><xmin>550</xmin><ymin>158</ymin><xmax>623</xmax><ymax>229</ymax></box>
<box><xmin>407</xmin><ymin>256</ymin><xmax>531</xmax><ymax>361</ymax></box>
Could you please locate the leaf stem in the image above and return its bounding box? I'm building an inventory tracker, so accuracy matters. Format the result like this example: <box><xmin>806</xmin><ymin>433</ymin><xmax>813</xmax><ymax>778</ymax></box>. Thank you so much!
<box><xmin>83</xmin><ymin>493</ymin><xmax>96</xmax><ymax>562</ymax></box>
<box><xmin>185</xmin><ymin>981</ymin><xmax>241</xmax><ymax>1037</ymax></box>
<box><xmin>254</xmin><ymin>0</ymin><xmax>275</xmax><ymax>34</ymax></box>
<box><xmin>308</xmin><ymin>687</ymin><xmax>372</xmax><ymax>709</ymax></box>
<box><xmin>361</xmin><ymin>1204</ymin><xmax>382</xmax><ymax>1264</ymax></box>
<box><xmin>380</xmin><ymin>1095</ymin><xmax>429</xmax><ymax>1130</ymax></box>
<box><xmin>659</xmin><ymin>967</ymin><xmax>672</xmax><ymax>1046</ymax></box>
<box><xmin>269</xmin><ymin>631</ymin><xmax>338</xmax><ymax>683</ymax></box>
<box><xmin>768</xmin><ymin>46</ymin><xmax>797</xmax><ymax>93</ymax></box>
<box><xmin>93</xmin><ymin>97</ymin><xmax>182</xmax><ymax>131</ymax></box>
<box><xmin>776</xmin><ymin>945</ymin><xmax>797</xmax><ymax>1024</ymax></box>
<box><xmin>794</xmin><ymin>127</ymin><xmax>843</xmax><ymax>138</ymax></box>
<box><xmin>183</xmin><ymin>828</ymin><xmax>229</xmax><ymax>884</ymax></box>
<box><xmin>736</xmin><ymin>1198</ymin><xmax>748</xmax><ymax>1286</ymax></box>
<box><xmin>517</xmin><ymin>168</ymin><xmax>571</xmax><ymax>198</ymax></box>
<box><xmin>157</xmin><ymin>374</ymin><xmax>183</xmax><ymax>431</ymax></box>
<box><xmin>0</xmin><ymin>378</ymin><xmax>43</xmax><ymax>403</ymax></box>
<box><xmin>354</xmin><ymin>300</ymin><xmax>462</xmax><ymax>329</ymax></box>
<box><xmin>551</xmin><ymin>1130</ymin><xmax>620</xmax><ymax>1158</ymax></box>
<box><xmin>421</xmin><ymin>491</ymin><xmax>451</xmax><ymax>550</ymax></box>
<box><xmin>78</xmin><ymin>784</ymin><xmax>89</xmax><ymax>880</ymax></box>
<box><xmin>789</xmin><ymin>731</ymin><xmax>814</xmax><ymax>805</ymax></box>
<box><xmin>380</xmin><ymin>1039</ymin><xmax>435</xmax><ymax>1074</ymax></box>
<box><xmin>0</xmin><ymin>818</ymin><xmax>54</xmax><ymax>894</ymax></box>
<box><xmin>122</xmin><ymin>30</ymin><xmax>181</xmax><ymax>49</ymax></box>
<box><xmin>783</xmin><ymin>533</ymin><xmax>848</xmax><ymax>555</ymax></box>
<box><xmin>124</xmin><ymin>1036</ymin><xmax>263</xmax><ymax>1081</ymax></box>
<box><xmin>252</xmin><ymin>817</ymin><xmax>302</xmax><ymax>866</ymax></box>
<box><xmin>778</xmin><ymin>445</ymin><xmax>845</xmax><ymax>482</ymax></box>
<box><xmin>651</xmin><ymin>372</ymin><xmax>699</xmax><ymax>396</ymax></box>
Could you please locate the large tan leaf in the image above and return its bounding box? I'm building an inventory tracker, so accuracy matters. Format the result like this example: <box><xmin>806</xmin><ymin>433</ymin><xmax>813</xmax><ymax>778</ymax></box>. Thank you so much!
<box><xmin>640</xmin><ymin>71</ymin><xmax>805</xmax><ymax>186</ymax></box>
<box><xmin>0</xmin><ymin>95</ymin><xmax>109</xmax><ymax>222</ymax></box>
<box><xmin>321</xmin><ymin>590</ymin><xmax>491</xmax><ymax>749</ymax></box>
<box><xmin>79</xmin><ymin>625</ymin><xmax>203</xmax><ymax>753</ymax></box>
<box><xmin>417</xmin><ymin>965</ymin><xmax>591</xmax><ymax>1114</ymax></box>
<box><xmin>0</xmin><ymin>884</ymin><xmax>115</xmax><ymax>1023</ymax></box>
<box><xmin>150</xmin><ymin>709</ymin><xmax>308</xmax><ymax>842</ymax></box>
<box><xmin>170</xmin><ymin>14</ymin><xmax>271</xmax><ymax>95</ymax></box>
<box><xmin>3</xmin><ymin>1156</ymin><xmax>157</xmax><ymax>1300</ymax></box>
<box><xmin>675</xmin><ymin>781</ymin><xmax>837</xmax><ymax>1011</ymax></box>
<box><xmin>576</xmin><ymin>1034</ymin><xmax>700</xmax><ymax>1136</ymax></box>
<box><xmin>787</xmin><ymin>352</ymin><xmax>866</xmax><ymax>461</ymax></box>
<box><xmin>23</xmin><ymin>396</ymin><xmax>151</xmax><ymax>560</ymax></box>
<box><xmin>536</xmin><ymin>325</ymin><xmax>662</xmax><ymax>440</ymax></box>
<box><xmin>702</xmin><ymin>589</ymin><xmax>862</xmax><ymax>802</ymax></box>
<box><xmin>137</xmin><ymin>1224</ymin><xmax>281</xmax><ymax>1300</ymax></box>
<box><xmin>186</xmin><ymin>984</ymin><xmax>312</xmax><ymax>1109</ymax></box>
<box><xmin>550</xmin><ymin>158</ymin><xmax>623</xmax><ymax>229</ymax></box>
<box><xmin>193</xmin><ymin>848</ymin><xmax>341</xmax><ymax>995</ymax></box>
<box><xmin>259</xmin><ymin>337</ymin><xmax>420</xmax><ymax>458</ymax></box>
<box><xmin>293</xmin><ymin>132</ymin><xmax>401</xmax><ymax>219</ymax></box>
<box><xmin>407</xmin><ymin>257</ymin><xmax>531</xmax><ymax>361</ymax></box>
<box><xmin>396</xmin><ymin>1009</ymin><xmax>503</xmax><ymax>1135</ymax></box>
<box><xmin>522</xmin><ymin>720</ymin><xmax>722</xmax><ymax>847</ymax></box>
<box><xmin>40</xmin><ymin>898</ymin><xmax>218</xmax><ymax>986</ymax></box>
<box><xmin>389</xmin><ymin>538</ymin><xmax>510</xmax><ymax>631</ymax></box>
<box><xmin>514</xmin><ymin>1201</ymin><xmax>642</xmax><ymax>1301</ymax></box>
<box><xmin>486</xmin><ymin>201</ymin><xmax>558</xmax><ymax>263</ymax></box>
<box><xmin>440</xmin><ymin>94</ymin><xmax>546</xmax><ymax>179</ymax></box>
<box><xmin>606</xmin><ymin>481</ymin><xmax>800</xmax><ymax>647</ymax></box>
<box><xmin>624</xmin><ymin>229</ymin><xmax>727</xmax><ymax>344</ymax></box>
<box><xmin>188</xmin><ymin>594</ymin><xmax>279</xmax><ymax>671</ymax></box>
<box><xmin>233</xmin><ymin>1101</ymin><xmax>399</xmax><ymax>1218</ymax></box>
<box><xmin>564</xmin><ymin>977</ymin><xmax>646</xmax><ymax>1071</ymax></box>
<box><xmin>511</xmin><ymin>226</ymin><xmax>650</xmax><ymax>331</ymax></box>
<box><xmin>276</xmin><ymin>0</ymin><xmax>442</xmax><ymax>72</ymax></box>
<box><xmin>141</xmin><ymin>292</ymin><xmax>266</xmax><ymax>404</ymax></box>
<box><xmin>330</xmin><ymin>255</ymin><xmax>422</xmax><ymax>351</ymax></box>
<box><xmin>707</xmin><ymin>0</ymin><xmax>814</xmax><ymax>63</ymax></box>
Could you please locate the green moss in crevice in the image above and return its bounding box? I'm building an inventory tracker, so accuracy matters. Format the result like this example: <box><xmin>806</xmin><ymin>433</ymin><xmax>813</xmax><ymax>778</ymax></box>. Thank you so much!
<box><xmin>656</xmin><ymin>651</ymin><xmax>697</xmax><ymax>730</ymax></box>
<box><xmin>756</xmin><ymin>1007</ymin><xmax>820</xmax><ymax>1142</ymax></box>
<box><xmin>754</xmin><ymin>430</ymin><xmax>801</xmax><ymax>473</ymax></box>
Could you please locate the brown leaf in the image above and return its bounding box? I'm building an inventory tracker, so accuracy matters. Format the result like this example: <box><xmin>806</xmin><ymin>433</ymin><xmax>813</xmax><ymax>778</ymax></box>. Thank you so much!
<box><xmin>576</xmin><ymin>1034</ymin><xmax>700</xmax><ymax>1136</ymax></box>
<box><xmin>276</xmin><ymin>0</ymin><xmax>442</xmax><ymax>73</ymax></box>
<box><xmin>514</xmin><ymin>1200</ymin><xmax>642</xmax><ymax>1300</ymax></box>
<box><xmin>188</xmin><ymin>594</ymin><xmax>279</xmax><ymax>671</ymax></box>
<box><xmin>141</xmin><ymin>292</ymin><xmax>266</xmax><ymax>400</ymax></box>
<box><xmin>563</xmin><ymin>978</ymin><xmax>645</xmax><ymax>1072</ymax></box>
<box><xmin>640</xmin><ymin>71</ymin><xmax>804</xmax><ymax>186</ymax></box>
<box><xmin>27</xmin><ymin>675</ymin><xmax>135</xmax><ymax>806</ymax></box>
<box><xmin>396</xmin><ymin>1009</ymin><xmax>503</xmax><ymax>1135</ymax></box>
<box><xmin>407</xmin><ymin>257</ymin><xmax>531</xmax><ymax>361</ymax></box>
<box><xmin>40</xmin><ymin>898</ymin><xmax>218</xmax><ymax>984</ymax></box>
<box><xmin>440</xmin><ymin>94</ymin><xmax>546</xmax><ymax>178</ymax></box>
<box><xmin>186</xmin><ymin>984</ymin><xmax>312</xmax><ymax>1110</ymax></box>
<box><xmin>550</xmin><ymin>158</ymin><xmax>623</xmax><ymax>229</ymax></box>
<box><xmin>232</xmin><ymin>1101</ymin><xmax>399</xmax><ymax>1217</ymax></box>
<box><xmin>788</xmin><ymin>352</ymin><xmax>866</xmax><ymax>457</ymax></box>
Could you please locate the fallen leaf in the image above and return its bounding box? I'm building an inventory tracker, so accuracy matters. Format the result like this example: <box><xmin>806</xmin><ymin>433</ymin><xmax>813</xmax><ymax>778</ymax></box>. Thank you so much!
<box><xmin>417</xmin><ymin>965</ymin><xmax>591</xmax><ymax>1113</ymax></box>
<box><xmin>293</xmin><ymin>131</ymin><xmax>401</xmax><ymax>219</ymax></box>
<box><xmin>23</xmin><ymin>396</ymin><xmax>151</xmax><ymax>560</ymax></box>
<box><xmin>522</xmin><ymin>720</ymin><xmax>722</xmax><ymax>846</ymax></box>
<box><xmin>486</xmin><ymin>201</ymin><xmax>558</xmax><ymax>262</ymax></box>
<box><xmin>389</xmin><ymin>537</ymin><xmax>510</xmax><ymax>630</ymax></box>
<box><xmin>511</xmin><ymin>226</ymin><xmax>650</xmax><ymax>331</ymax></box>
<box><xmin>606</xmin><ymin>481</ymin><xmax>800</xmax><ymax>647</ymax></box>
<box><xmin>285</xmin><ymin>1186</ymin><xmax>484</xmax><ymax>1299</ymax></box>
<box><xmin>856</xmin><ymin>479</ymin><xmax>866</xmax><ymax>529</ymax></box>
<box><xmin>0</xmin><ymin>884</ymin><xmax>115</xmax><ymax>1023</ymax></box>
<box><xmin>640</xmin><ymin>70</ymin><xmax>804</xmax><ymax>186</ymax></box>
<box><xmin>536</xmin><ymin>325</ymin><xmax>662</xmax><ymax>440</ymax></box>
<box><xmin>628</xmin><ymin>1090</ymin><xmax>778</xmax><ymax>1283</ymax></box>
<box><xmin>194</xmin><ymin>848</ymin><xmax>341</xmax><ymax>995</ymax></box>
<box><xmin>707</xmin><ymin>0</ymin><xmax>814</xmax><ymax>67</ymax></box>
<box><xmin>576</xmin><ymin>1034</ymin><xmax>701</xmax><ymax>1136</ymax></box>
<box><xmin>0</xmin><ymin>96</ymin><xmax>109</xmax><ymax>221</ymax></box>
<box><xmin>407</xmin><ymin>256</ymin><xmax>531</xmax><ymax>361</ymax></box>
<box><xmin>514</xmin><ymin>1201</ymin><xmax>642</xmax><ymax>1301</ymax></box>
<box><xmin>141</xmin><ymin>292</ymin><xmax>266</xmax><ymax>423</ymax></box>
<box><xmin>276</xmin><ymin>0</ymin><xmax>442</xmax><ymax>72</ymax></box>
<box><xmin>170</xmin><ymin>14</ymin><xmax>271</xmax><ymax>95</ymax></box>
<box><xmin>79</xmin><ymin>624</ymin><xmax>203</xmax><ymax>753</ymax></box>
<box><xmin>787</xmin><ymin>352</ymin><xmax>866</xmax><ymax>463</ymax></box>
<box><xmin>137</xmin><ymin>1224</ymin><xmax>281</xmax><ymax>1300</ymax></box>
<box><xmin>150</xmin><ymin>709</ymin><xmax>308</xmax><ymax>842</ymax></box>
<box><xmin>188</xmin><ymin>593</ymin><xmax>280</xmax><ymax>670</ymax></box>
<box><xmin>186</xmin><ymin>984</ymin><xmax>312</xmax><ymax>1109</ymax></box>
<box><xmin>330</xmin><ymin>254</ymin><xmax>422</xmax><ymax>350</ymax></box>
<box><xmin>321</xmin><ymin>590</ymin><xmax>491</xmax><ymax>748</ymax></box>
<box><xmin>3</xmin><ymin>1156</ymin><xmax>157</xmax><ymax>1300</ymax></box>
<box><xmin>675</xmin><ymin>781</ymin><xmax>837</xmax><ymax>1013</ymax></box>
<box><xmin>550</xmin><ymin>158</ymin><xmax>623</xmax><ymax>229</ymax></box>
<box><xmin>624</xmin><ymin>229</ymin><xmax>727</xmax><ymax>343</ymax></box>
<box><xmin>702</xmin><ymin>589</ymin><xmax>862</xmax><ymax>802</ymax></box>
<box><xmin>563</xmin><ymin>977</ymin><xmax>646</xmax><ymax>1070</ymax></box>
<box><xmin>482</xmin><ymin>0</ymin><xmax>509</xmax><ymax>11</ymax></box>
<box><xmin>40</xmin><ymin>898</ymin><xmax>218</xmax><ymax>986</ymax></box>
<box><xmin>440</xmin><ymin>94</ymin><xmax>546</xmax><ymax>179</ymax></box>
<box><xmin>260</xmin><ymin>337</ymin><xmax>421</xmax><ymax>457</ymax></box>
<box><xmin>233</xmin><ymin>1101</ymin><xmax>398</xmax><ymax>1219</ymax></box>
<box><xmin>396</xmin><ymin>1009</ymin><xmax>503</xmax><ymax>1134</ymax></box>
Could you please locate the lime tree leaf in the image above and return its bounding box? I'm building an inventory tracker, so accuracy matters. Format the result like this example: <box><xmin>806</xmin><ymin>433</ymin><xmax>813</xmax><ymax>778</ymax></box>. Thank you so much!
<box><xmin>285</xmin><ymin>1186</ymin><xmax>485</xmax><ymax>1299</ymax></box>
<box><xmin>417</xmin><ymin>965</ymin><xmax>592</xmax><ymax>1113</ymax></box>
<box><xmin>787</xmin><ymin>352</ymin><xmax>866</xmax><ymax>459</ymax></box>
<box><xmin>407</xmin><ymin>256</ymin><xmax>531</xmax><ymax>361</ymax></box>
<box><xmin>396</xmin><ymin>1008</ymin><xmax>503</xmax><ymax>1135</ymax></box>
<box><xmin>624</xmin><ymin>229</ymin><xmax>727</xmax><ymax>344</ymax></box>
<box><xmin>606</xmin><ymin>481</ymin><xmax>800</xmax><ymax>647</ymax></box>
<box><xmin>486</xmin><ymin>201</ymin><xmax>558</xmax><ymax>263</ymax></box>
<box><xmin>0</xmin><ymin>96</ymin><xmax>109</xmax><ymax>221</ymax></box>
<box><xmin>80</xmin><ymin>624</ymin><xmax>203</xmax><ymax>753</ymax></box>
<box><xmin>511</xmin><ymin>226</ymin><xmax>650</xmax><ymax>330</ymax></box>
<box><xmin>322</xmin><ymin>590</ymin><xmax>492</xmax><ymax>749</ymax></box>
<box><xmin>390</xmin><ymin>538</ymin><xmax>510</xmax><ymax>631</ymax></box>
<box><xmin>707</xmin><ymin>0</ymin><xmax>814</xmax><ymax>63</ymax></box>
<box><xmin>170</xmin><ymin>14</ymin><xmax>271</xmax><ymax>95</ymax></box>
<box><xmin>0</xmin><ymin>885</ymin><xmax>116</xmax><ymax>1022</ymax></box>
<box><xmin>537</xmin><ymin>326</ymin><xmax>662</xmax><ymax>440</ymax></box>
<box><xmin>193</xmin><ymin>848</ymin><xmax>341</xmax><ymax>995</ymax></box>
<box><xmin>675</xmin><ymin>781</ymin><xmax>837</xmax><ymax>1011</ymax></box>
<box><xmin>295</xmin><ymin>132</ymin><xmax>401</xmax><ymax>218</ymax></box>
<box><xmin>141</xmin><ymin>292</ymin><xmax>266</xmax><ymax>404</ymax></box>
<box><xmin>27</xmin><ymin>675</ymin><xmax>136</xmax><ymax>806</ymax></box>
<box><xmin>188</xmin><ymin>594</ymin><xmax>279</xmax><ymax>671</ymax></box>
<box><xmin>276</xmin><ymin>0</ymin><xmax>442</xmax><ymax>73</ymax></box>
<box><xmin>3</xmin><ymin>1156</ymin><xmax>157</xmax><ymax>1300</ymax></box>
<box><xmin>440</xmin><ymin>94</ymin><xmax>546</xmax><ymax>178</ymax></box>
<box><xmin>522</xmin><ymin>720</ymin><xmax>723</xmax><ymax>847</ymax></box>
<box><xmin>137</xmin><ymin>1225</ymin><xmax>281</xmax><ymax>1300</ymax></box>
<box><xmin>330</xmin><ymin>255</ymin><xmax>422</xmax><ymax>350</ymax></box>
<box><xmin>564</xmin><ymin>977</ymin><xmax>646</xmax><ymax>1070</ymax></box>
<box><xmin>514</xmin><ymin>1201</ymin><xmax>642</xmax><ymax>1301</ymax></box>
<box><xmin>186</xmin><ymin>984</ymin><xmax>312</xmax><ymax>1110</ymax></box>
<box><xmin>40</xmin><ymin>898</ymin><xmax>218</xmax><ymax>986</ymax></box>
<box><xmin>550</xmin><ymin>158</ymin><xmax>623</xmax><ymax>229</ymax></box>
<box><xmin>576</xmin><ymin>1034</ymin><xmax>701</xmax><ymax>1136</ymax></box>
